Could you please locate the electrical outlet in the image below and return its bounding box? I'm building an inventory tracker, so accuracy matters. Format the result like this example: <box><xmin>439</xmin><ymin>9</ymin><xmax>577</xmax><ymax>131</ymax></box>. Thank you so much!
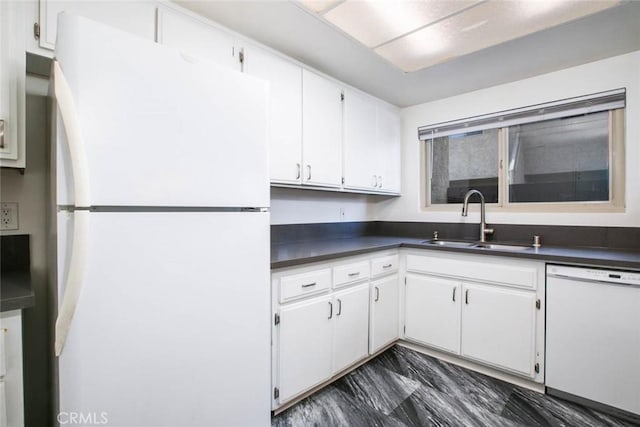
<box><xmin>1</xmin><ymin>202</ymin><xmax>18</xmax><ymax>230</ymax></box>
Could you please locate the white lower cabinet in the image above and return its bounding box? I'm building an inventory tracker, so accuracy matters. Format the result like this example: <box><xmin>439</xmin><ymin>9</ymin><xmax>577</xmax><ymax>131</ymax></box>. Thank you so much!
<box><xmin>370</xmin><ymin>274</ymin><xmax>399</xmax><ymax>354</ymax></box>
<box><xmin>404</xmin><ymin>251</ymin><xmax>544</xmax><ymax>383</ymax></box>
<box><xmin>272</xmin><ymin>251</ymin><xmax>398</xmax><ymax>409</ymax></box>
<box><xmin>405</xmin><ymin>274</ymin><xmax>460</xmax><ymax>354</ymax></box>
<box><xmin>332</xmin><ymin>284</ymin><xmax>370</xmax><ymax>375</ymax></box>
<box><xmin>461</xmin><ymin>282</ymin><xmax>536</xmax><ymax>377</ymax></box>
<box><xmin>277</xmin><ymin>295</ymin><xmax>333</xmax><ymax>404</ymax></box>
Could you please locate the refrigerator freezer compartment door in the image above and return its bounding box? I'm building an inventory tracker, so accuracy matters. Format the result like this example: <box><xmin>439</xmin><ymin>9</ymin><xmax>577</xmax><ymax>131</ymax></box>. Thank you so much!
<box><xmin>55</xmin><ymin>15</ymin><xmax>269</xmax><ymax>208</ymax></box>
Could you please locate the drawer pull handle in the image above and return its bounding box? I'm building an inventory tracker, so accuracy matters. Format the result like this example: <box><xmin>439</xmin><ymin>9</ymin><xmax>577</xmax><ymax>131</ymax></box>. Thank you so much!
<box><xmin>465</xmin><ymin>289</ymin><xmax>469</xmax><ymax>305</ymax></box>
<box><xmin>382</xmin><ymin>264</ymin><xmax>393</xmax><ymax>269</ymax></box>
<box><xmin>337</xmin><ymin>299</ymin><xmax>342</xmax><ymax>316</ymax></box>
<box><xmin>301</xmin><ymin>282</ymin><xmax>317</xmax><ymax>288</ymax></box>
<box><xmin>452</xmin><ymin>287</ymin><xmax>456</xmax><ymax>302</ymax></box>
<box><xmin>328</xmin><ymin>301</ymin><xmax>333</xmax><ymax>319</ymax></box>
<box><xmin>374</xmin><ymin>286</ymin><xmax>380</xmax><ymax>302</ymax></box>
<box><xmin>348</xmin><ymin>272</ymin><xmax>360</xmax><ymax>277</ymax></box>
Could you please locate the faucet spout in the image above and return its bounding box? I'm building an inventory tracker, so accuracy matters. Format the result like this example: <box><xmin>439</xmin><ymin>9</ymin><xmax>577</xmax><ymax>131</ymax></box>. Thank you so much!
<box><xmin>461</xmin><ymin>189</ymin><xmax>493</xmax><ymax>242</ymax></box>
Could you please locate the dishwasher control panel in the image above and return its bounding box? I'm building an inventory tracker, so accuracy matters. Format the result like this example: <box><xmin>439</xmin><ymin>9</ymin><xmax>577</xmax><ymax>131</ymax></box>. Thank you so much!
<box><xmin>547</xmin><ymin>265</ymin><xmax>640</xmax><ymax>286</ymax></box>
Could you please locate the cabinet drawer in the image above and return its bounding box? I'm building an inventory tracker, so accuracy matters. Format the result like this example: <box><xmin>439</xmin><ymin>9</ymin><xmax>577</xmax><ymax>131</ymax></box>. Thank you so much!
<box><xmin>280</xmin><ymin>269</ymin><xmax>331</xmax><ymax>303</ymax></box>
<box><xmin>333</xmin><ymin>261</ymin><xmax>370</xmax><ymax>288</ymax></box>
<box><xmin>371</xmin><ymin>254</ymin><xmax>399</xmax><ymax>277</ymax></box>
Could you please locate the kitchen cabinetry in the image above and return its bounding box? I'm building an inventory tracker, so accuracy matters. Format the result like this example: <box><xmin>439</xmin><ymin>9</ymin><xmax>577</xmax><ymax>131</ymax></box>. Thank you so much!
<box><xmin>272</xmin><ymin>251</ymin><xmax>398</xmax><ymax>409</ymax></box>
<box><xmin>369</xmin><ymin>253</ymin><xmax>399</xmax><ymax>354</ymax></box>
<box><xmin>156</xmin><ymin>6</ymin><xmax>240</xmax><ymax>70</ymax></box>
<box><xmin>343</xmin><ymin>89</ymin><xmax>401</xmax><ymax>194</ymax></box>
<box><xmin>0</xmin><ymin>1</ymin><xmax>26</xmax><ymax>168</ymax></box>
<box><xmin>301</xmin><ymin>69</ymin><xmax>343</xmax><ymax>188</ymax></box>
<box><xmin>37</xmin><ymin>0</ymin><xmax>156</xmax><ymax>50</ymax></box>
<box><xmin>244</xmin><ymin>46</ymin><xmax>303</xmax><ymax>185</ymax></box>
<box><xmin>370</xmin><ymin>274</ymin><xmax>399</xmax><ymax>354</ymax></box>
<box><xmin>277</xmin><ymin>295</ymin><xmax>333</xmax><ymax>404</ymax></box>
<box><xmin>461</xmin><ymin>282</ymin><xmax>536</xmax><ymax>377</ymax></box>
<box><xmin>404</xmin><ymin>251</ymin><xmax>544</xmax><ymax>381</ymax></box>
<box><xmin>405</xmin><ymin>274</ymin><xmax>460</xmax><ymax>354</ymax></box>
<box><xmin>332</xmin><ymin>284</ymin><xmax>370</xmax><ymax>375</ymax></box>
<box><xmin>1</xmin><ymin>310</ymin><xmax>24</xmax><ymax>427</ymax></box>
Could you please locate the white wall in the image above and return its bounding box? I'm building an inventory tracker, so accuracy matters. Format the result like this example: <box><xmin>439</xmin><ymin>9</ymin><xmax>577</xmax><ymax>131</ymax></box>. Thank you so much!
<box><xmin>270</xmin><ymin>187</ymin><xmax>378</xmax><ymax>224</ymax></box>
<box><xmin>378</xmin><ymin>50</ymin><xmax>640</xmax><ymax>227</ymax></box>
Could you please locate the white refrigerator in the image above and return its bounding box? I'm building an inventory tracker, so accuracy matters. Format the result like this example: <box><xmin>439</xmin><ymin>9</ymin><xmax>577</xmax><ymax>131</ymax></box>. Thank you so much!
<box><xmin>52</xmin><ymin>14</ymin><xmax>270</xmax><ymax>426</ymax></box>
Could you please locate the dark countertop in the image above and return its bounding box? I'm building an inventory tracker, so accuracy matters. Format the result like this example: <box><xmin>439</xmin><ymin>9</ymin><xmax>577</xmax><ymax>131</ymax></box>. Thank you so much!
<box><xmin>271</xmin><ymin>236</ymin><xmax>640</xmax><ymax>270</ymax></box>
<box><xmin>1</xmin><ymin>271</ymin><xmax>35</xmax><ymax>312</ymax></box>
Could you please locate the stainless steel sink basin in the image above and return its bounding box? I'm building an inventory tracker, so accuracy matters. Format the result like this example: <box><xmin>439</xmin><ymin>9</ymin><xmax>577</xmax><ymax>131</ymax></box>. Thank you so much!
<box><xmin>420</xmin><ymin>239</ymin><xmax>475</xmax><ymax>248</ymax></box>
<box><xmin>472</xmin><ymin>243</ymin><xmax>530</xmax><ymax>251</ymax></box>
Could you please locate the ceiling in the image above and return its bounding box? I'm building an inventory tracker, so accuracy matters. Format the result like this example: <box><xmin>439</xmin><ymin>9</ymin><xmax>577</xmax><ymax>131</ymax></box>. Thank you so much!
<box><xmin>175</xmin><ymin>1</ymin><xmax>640</xmax><ymax>108</ymax></box>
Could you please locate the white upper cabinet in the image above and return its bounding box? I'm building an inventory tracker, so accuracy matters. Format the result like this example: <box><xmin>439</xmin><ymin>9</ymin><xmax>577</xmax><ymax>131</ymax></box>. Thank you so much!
<box><xmin>156</xmin><ymin>6</ymin><xmax>239</xmax><ymax>70</ymax></box>
<box><xmin>375</xmin><ymin>103</ymin><xmax>401</xmax><ymax>193</ymax></box>
<box><xmin>244</xmin><ymin>46</ymin><xmax>302</xmax><ymax>184</ymax></box>
<box><xmin>343</xmin><ymin>89</ymin><xmax>401</xmax><ymax>194</ymax></box>
<box><xmin>302</xmin><ymin>69</ymin><xmax>343</xmax><ymax>188</ymax></box>
<box><xmin>0</xmin><ymin>1</ymin><xmax>26</xmax><ymax>168</ymax></box>
<box><xmin>38</xmin><ymin>0</ymin><xmax>156</xmax><ymax>50</ymax></box>
<box><xmin>343</xmin><ymin>89</ymin><xmax>378</xmax><ymax>191</ymax></box>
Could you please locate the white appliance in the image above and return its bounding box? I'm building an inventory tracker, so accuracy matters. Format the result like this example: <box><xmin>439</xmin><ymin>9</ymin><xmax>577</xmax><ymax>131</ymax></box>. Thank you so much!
<box><xmin>546</xmin><ymin>265</ymin><xmax>640</xmax><ymax>417</ymax></box>
<box><xmin>52</xmin><ymin>14</ymin><xmax>270</xmax><ymax>426</ymax></box>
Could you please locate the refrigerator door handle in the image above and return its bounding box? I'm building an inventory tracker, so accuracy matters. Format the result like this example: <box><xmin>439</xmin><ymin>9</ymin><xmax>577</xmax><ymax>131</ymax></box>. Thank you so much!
<box><xmin>52</xmin><ymin>61</ymin><xmax>91</xmax><ymax>208</ymax></box>
<box><xmin>55</xmin><ymin>210</ymin><xmax>90</xmax><ymax>356</ymax></box>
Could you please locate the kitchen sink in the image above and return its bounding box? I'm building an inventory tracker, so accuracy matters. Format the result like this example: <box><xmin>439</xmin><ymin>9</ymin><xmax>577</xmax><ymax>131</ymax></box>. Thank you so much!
<box><xmin>420</xmin><ymin>239</ymin><xmax>475</xmax><ymax>248</ymax></box>
<box><xmin>472</xmin><ymin>243</ymin><xmax>530</xmax><ymax>251</ymax></box>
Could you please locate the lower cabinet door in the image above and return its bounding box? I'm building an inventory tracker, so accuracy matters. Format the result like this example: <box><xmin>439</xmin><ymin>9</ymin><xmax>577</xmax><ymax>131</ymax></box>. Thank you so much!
<box><xmin>278</xmin><ymin>296</ymin><xmax>333</xmax><ymax>403</ymax></box>
<box><xmin>405</xmin><ymin>274</ymin><xmax>461</xmax><ymax>354</ymax></box>
<box><xmin>0</xmin><ymin>380</ymin><xmax>6</xmax><ymax>427</ymax></box>
<box><xmin>332</xmin><ymin>284</ymin><xmax>370</xmax><ymax>374</ymax></box>
<box><xmin>370</xmin><ymin>274</ymin><xmax>399</xmax><ymax>354</ymax></box>
<box><xmin>461</xmin><ymin>282</ymin><xmax>536</xmax><ymax>377</ymax></box>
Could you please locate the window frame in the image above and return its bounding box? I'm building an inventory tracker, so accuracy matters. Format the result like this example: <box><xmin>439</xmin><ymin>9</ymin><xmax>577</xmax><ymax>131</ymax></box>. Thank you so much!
<box><xmin>421</xmin><ymin>108</ymin><xmax>625</xmax><ymax>213</ymax></box>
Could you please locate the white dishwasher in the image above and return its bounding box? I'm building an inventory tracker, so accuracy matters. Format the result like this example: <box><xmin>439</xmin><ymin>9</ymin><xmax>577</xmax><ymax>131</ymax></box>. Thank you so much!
<box><xmin>546</xmin><ymin>264</ymin><xmax>640</xmax><ymax>417</ymax></box>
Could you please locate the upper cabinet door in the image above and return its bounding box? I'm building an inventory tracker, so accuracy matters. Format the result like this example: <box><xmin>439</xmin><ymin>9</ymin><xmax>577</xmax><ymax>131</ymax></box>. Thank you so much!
<box><xmin>156</xmin><ymin>6</ymin><xmax>240</xmax><ymax>71</ymax></box>
<box><xmin>0</xmin><ymin>1</ymin><xmax>26</xmax><ymax>168</ymax></box>
<box><xmin>375</xmin><ymin>103</ymin><xmax>401</xmax><ymax>194</ymax></box>
<box><xmin>38</xmin><ymin>0</ymin><xmax>156</xmax><ymax>50</ymax></box>
<box><xmin>302</xmin><ymin>70</ymin><xmax>343</xmax><ymax>188</ymax></box>
<box><xmin>245</xmin><ymin>47</ymin><xmax>303</xmax><ymax>185</ymax></box>
<box><xmin>343</xmin><ymin>89</ymin><xmax>378</xmax><ymax>191</ymax></box>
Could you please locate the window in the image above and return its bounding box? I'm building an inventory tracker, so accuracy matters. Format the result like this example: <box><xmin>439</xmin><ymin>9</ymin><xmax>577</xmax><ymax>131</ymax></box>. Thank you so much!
<box><xmin>419</xmin><ymin>89</ymin><xmax>625</xmax><ymax>210</ymax></box>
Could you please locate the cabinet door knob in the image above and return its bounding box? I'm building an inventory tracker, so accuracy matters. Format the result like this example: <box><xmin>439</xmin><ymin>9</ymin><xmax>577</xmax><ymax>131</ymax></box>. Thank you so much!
<box><xmin>465</xmin><ymin>289</ymin><xmax>469</xmax><ymax>304</ymax></box>
<box><xmin>328</xmin><ymin>301</ymin><xmax>333</xmax><ymax>319</ymax></box>
<box><xmin>452</xmin><ymin>287</ymin><xmax>456</xmax><ymax>302</ymax></box>
<box><xmin>306</xmin><ymin>164</ymin><xmax>312</xmax><ymax>181</ymax></box>
<box><xmin>337</xmin><ymin>298</ymin><xmax>342</xmax><ymax>316</ymax></box>
<box><xmin>378</xmin><ymin>175</ymin><xmax>383</xmax><ymax>188</ymax></box>
<box><xmin>372</xmin><ymin>175</ymin><xmax>378</xmax><ymax>188</ymax></box>
<box><xmin>296</xmin><ymin>163</ymin><xmax>301</xmax><ymax>180</ymax></box>
<box><xmin>374</xmin><ymin>286</ymin><xmax>380</xmax><ymax>302</ymax></box>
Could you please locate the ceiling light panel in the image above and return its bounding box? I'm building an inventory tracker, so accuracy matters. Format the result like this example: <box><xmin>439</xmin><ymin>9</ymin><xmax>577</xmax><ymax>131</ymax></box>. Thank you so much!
<box><xmin>298</xmin><ymin>0</ymin><xmax>343</xmax><ymax>14</ymax></box>
<box><xmin>375</xmin><ymin>0</ymin><xmax>621</xmax><ymax>72</ymax></box>
<box><xmin>322</xmin><ymin>0</ymin><xmax>480</xmax><ymax>48</ymax></box>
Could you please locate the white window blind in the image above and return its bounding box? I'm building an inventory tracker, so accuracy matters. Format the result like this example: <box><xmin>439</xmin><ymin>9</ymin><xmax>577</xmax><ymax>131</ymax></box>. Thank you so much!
<box><xmin>418</xmin><ymin>88</ymin><xmax>626</xmax><ymax>140</ymax></box>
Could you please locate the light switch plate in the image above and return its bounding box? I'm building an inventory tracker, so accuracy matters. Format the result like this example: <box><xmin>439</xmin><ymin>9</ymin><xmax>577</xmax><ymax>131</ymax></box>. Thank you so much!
<box><xmin>0</xmin><ymin>202</ymin><xmax>18</xmax><ymax>230</ymax></box>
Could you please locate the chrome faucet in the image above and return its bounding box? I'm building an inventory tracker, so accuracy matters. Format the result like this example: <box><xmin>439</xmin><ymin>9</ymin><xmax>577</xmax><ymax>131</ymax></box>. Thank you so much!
<box><xmin>461</xmin><ymin>189</ymin><xmax>494</xmax><ymax>243</ymax></box>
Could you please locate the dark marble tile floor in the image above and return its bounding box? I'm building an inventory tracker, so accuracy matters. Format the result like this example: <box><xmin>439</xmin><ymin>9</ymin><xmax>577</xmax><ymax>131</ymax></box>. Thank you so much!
<box><xmin>272</xmin><ymin>345</ymin><xmax>638</xmax><ymax>427</ymax></box>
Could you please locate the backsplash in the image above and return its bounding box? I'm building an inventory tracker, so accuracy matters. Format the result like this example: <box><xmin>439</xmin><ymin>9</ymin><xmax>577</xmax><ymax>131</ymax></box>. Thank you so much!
<box><xmin>272</xmin><ymin>221</ymin><xmax>640</xmax><ymax>251</ymax></box>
